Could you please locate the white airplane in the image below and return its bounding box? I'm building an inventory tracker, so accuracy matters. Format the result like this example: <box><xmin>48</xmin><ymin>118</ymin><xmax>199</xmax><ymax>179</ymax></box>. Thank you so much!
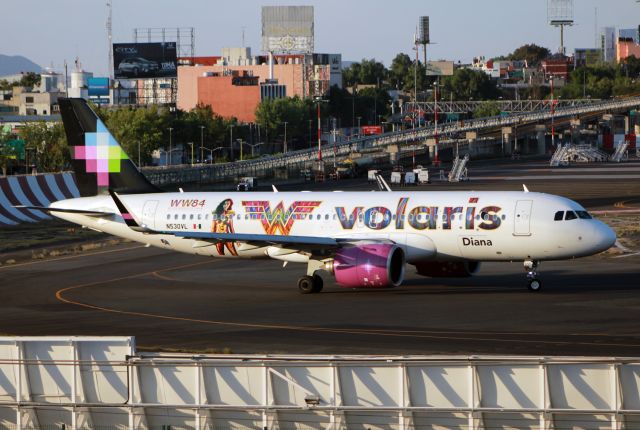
<box><xmin>20</xmin><ymin>99</ymin><xmax>616</xmax><ymax>293</ymax></box>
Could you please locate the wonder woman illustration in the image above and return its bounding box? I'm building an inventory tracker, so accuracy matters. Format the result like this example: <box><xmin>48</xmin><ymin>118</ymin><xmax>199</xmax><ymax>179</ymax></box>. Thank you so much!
<box><xmin>212</xmin><ymin>198</ymin><xmax>238</xmax><ymax>256</ymax></box>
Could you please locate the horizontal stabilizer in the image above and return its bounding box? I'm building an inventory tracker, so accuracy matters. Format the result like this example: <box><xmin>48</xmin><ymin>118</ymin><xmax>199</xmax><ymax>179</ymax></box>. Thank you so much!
<box><xmin>13</xmin><ymin>205</ymin><xmax>115</xmax><ymax>217</ymax></box>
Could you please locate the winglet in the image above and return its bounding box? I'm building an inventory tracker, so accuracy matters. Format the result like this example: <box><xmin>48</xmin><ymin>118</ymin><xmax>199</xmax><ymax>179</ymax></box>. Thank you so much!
<box><xmin>523</xmin><ymin>184</ymin><xmax>530</xmax><ymax>193</ymax></box>
<box><xmin>272</xmin><ymin>185</ymin><xmax>279</xmax><ymax>193</ymax></box>
<box><xmin>109</xmin><ymin>190</ymin><xmax>144</xmax><ymax>230</ymax></box>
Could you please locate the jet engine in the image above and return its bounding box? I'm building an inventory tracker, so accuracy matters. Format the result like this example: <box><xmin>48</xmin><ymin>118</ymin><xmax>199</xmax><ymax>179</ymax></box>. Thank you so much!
<box><xmin>414</xmin><ymin>261</ymin><xmax>481</xmax><ymax>278</ymax></box>
<box><xmin>328</xmin><ymin>244</ymin><xmax>405</xmax><ymax>288</ymax></box>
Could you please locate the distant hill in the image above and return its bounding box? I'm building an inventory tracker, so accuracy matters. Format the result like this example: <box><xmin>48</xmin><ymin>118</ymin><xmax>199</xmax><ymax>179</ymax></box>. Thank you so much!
<box><xmin>0</xmin><ymin>55</ymin><xmax>42</xmax><ymax>76</ymax></box>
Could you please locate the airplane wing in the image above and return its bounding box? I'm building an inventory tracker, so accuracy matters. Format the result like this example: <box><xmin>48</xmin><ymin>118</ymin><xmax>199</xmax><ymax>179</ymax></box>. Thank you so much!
<box><xmin>165</xmin><ymin>231</ymin><xmax>338</xmax><ymax>247</ymax></box>
<box><xmin>13</xmin><ymin>205</ymin><xmax>116</xmax><ymax>217</ymax></box>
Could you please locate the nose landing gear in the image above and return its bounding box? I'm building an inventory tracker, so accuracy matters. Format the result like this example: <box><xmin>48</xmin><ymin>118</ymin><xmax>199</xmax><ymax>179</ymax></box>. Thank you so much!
<box><xmin>524</xmin><ymin>260</ymin><xmax>541</xmax><ymax>292</ymax></box>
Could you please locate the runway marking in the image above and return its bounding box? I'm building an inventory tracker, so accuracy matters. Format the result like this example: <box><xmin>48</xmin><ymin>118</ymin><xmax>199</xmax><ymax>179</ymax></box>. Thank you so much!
<box><xmin>55</xmin><ymin>262</ymin><xmax>640</xmax><ymax>349</ymax></box>
<box><xmin>0</xmin><ymin>244</ymin><xmax>147</xmax><ymax>271</ymax></box>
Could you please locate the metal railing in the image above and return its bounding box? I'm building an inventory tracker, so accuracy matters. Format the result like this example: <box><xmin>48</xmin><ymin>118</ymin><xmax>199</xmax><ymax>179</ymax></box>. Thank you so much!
<box><xmin>142</xmin><ymin>96</ymin><xmax>640</xmax><ymax>185</ymax></box>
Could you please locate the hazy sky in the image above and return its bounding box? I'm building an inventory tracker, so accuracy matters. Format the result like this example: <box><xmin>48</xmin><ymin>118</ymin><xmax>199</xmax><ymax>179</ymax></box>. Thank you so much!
<box><xmin>1</xmin><ymin>0</ymin><xmax>639</xmax><ymax>76</ymax></box>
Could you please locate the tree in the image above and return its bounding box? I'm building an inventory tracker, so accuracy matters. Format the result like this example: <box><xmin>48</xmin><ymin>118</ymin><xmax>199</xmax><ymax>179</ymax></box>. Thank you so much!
<box><xmin>254</xmin><ymin>96</ymin><xmax>314</xmax><ymax>150</ymax></box>
<box><xmin>507</xmin><ymin>44</ymin><xmax>551</xmax><ymax>66</ymax></box>
<box><xmin>474</xmin><ymin>101</ymin><xmax>501</xmax><ymax>118</ymax></box>
<box><xmin>20</xmin><ymin>122</ymin><xmax>69</xmax><ymax>172</ymax></box>
<box><xmin>104</xmin><ymin>105</ymin><xmax>171</xmax><ymax>165</ymax></box>
<box><xmin>388</xmin><ymin>53</ymin><xmax>428</xmax><ymax>93</ymax></box>
<box><xmin>343</xmin><ymin>59</ymin><xmax>387</xmax><ymax>87</ymax></box>
<box><xmin>0</xmin><ymin>128</ymin><xmax>16</xmax><ymax>176</ymax></box>
<box><xmin>441</xmin><ymin>68</ymin><xmax>499</xmax><ymax>100</ymax></box>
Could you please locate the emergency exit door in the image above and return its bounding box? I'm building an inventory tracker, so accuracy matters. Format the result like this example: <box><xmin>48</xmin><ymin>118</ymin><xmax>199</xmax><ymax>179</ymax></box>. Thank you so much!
<box><xmin>513</xmin><ymin>200</ymin><xmax>532</xmax><ymax>236</ymax></box>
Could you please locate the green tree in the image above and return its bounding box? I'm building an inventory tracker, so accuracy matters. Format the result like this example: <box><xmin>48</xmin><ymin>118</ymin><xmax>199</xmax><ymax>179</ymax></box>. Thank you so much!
<box><xmin>103</xmin><ymin>105</ymin><xmax>171</xmax><ymax>165</ymax></box>
<box><xmin>507</xmin><ymin>44</ymin><xmax>551</xmax><ymax>66</ymax></box>
<box><xmin>255</xmin><ymin>96</ymin><xmax>314</xmax><ymax>149</ymax></box>
<box><xmin>20</xmin><ymin>122</ymin><xmax>69</xmax><ymax>172</ymax></box>
<box><xmin>441</xmin><ymin>68</ymin><xmax>499</xmax><ymax>100</ymax></box>
<box><xmin>474</xmin><ymin>101</ymin><xmax>502</xmax><ymax>118</ymax></box>
<box><xmin>388</xmin><ymin>53</ymin><xmax>428</xmax><ymax>93</ymax></box>
<box><xmin>0</xmin><ymin>128</ymin><xmax>16</xmax><ymax>176</ymax></box>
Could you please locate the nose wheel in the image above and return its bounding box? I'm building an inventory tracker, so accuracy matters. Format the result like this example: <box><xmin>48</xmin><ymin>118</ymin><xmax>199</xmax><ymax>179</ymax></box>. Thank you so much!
<box><xmin>524</xmin><ymin>260</ymin><xmax>541</xmax><ymax>292</ymax></box>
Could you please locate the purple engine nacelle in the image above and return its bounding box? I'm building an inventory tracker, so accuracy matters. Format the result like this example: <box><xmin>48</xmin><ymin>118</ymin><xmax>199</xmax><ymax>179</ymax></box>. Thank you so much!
<box><xmin>332</xmin><ymin>244</ymin><xmax>405</xmax><ymax>288</ymax></box>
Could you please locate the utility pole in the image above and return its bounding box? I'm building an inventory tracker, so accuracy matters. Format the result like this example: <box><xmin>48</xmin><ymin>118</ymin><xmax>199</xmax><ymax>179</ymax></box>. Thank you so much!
<box><xmin>168</xmin><ymin>127</ymin><xmax>173</xmax><ymax>166</ymax></box>
<box><xmin>106</xmin><ymin>0</ymin><xmax>113</xmax><ymax>81</ymax></box>
<box><xmin>199</xmin><ymin>125</ymin><xmax>204</xmax><ymax>163</ymax></box>
<box><xmin>283</xmin><ymin>121</ymin><xmax>288</xmax><ymax>154</ymax></box>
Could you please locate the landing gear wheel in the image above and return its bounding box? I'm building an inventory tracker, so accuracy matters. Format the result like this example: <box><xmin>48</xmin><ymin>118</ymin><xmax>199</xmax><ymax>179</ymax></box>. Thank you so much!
<box><xmin>312</xmin><ymin>274</ymin><xmax>324</xmax><ymax>293</ymax></box>
<box><xmin>528</xmin><ymin>278</ymin><xmax>542</xmax><ymax>292</ymax></box>
<box><xmin>298</xmin><ymin>276</ymin><xmax>315</xmax><ymax>294</ymax></box>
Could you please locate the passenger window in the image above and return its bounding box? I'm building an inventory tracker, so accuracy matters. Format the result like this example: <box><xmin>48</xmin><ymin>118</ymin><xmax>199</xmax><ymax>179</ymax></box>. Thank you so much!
<box><xmin>174</xmin><ymin>214</ymin><xmax>178</xmax><ymax>220</ymax></box>
<box><xmin>325</xmin><ymin>214</ymin><xmax>329</xmax><ymax>220</ymax></box>
<box><xmin>182</xmin><ymin>214</ymin><xmax>186</xmax><ymax>220</ymax></box>
<box><xmin>554</xmin><ymin>211</ymin><xmax>564</xmax><ymax>221</ymax></box>
<box><xmin>333</xmin><ymin>214</ymin><xmax>337</xmax><ymax>220</ymax></box>
<box><xmin>577</xmin><ymin>211</ymin><xmax>592</xmax><ymax>219</ymax></box>
<box><xmin>565</xmin><ymin>211</ymin><xmax>577</xmax><ymax>220</ymax></box>
<box><xmin>197</xmin><ymin>214</ymin><xmax>201</xmax><ymax>220</ymax></box>
<box><xmin>245</xmin><ymin>214</ymin><xmax>249</xmax><ymax>220</ymax></box>
<box><xmin>189</xmin><ymin>214</ymin><xmax>194</xmax><ymax>220</ymax></box>
<box><xmin>205</xmin><ymin>214</ymin><xmax>209</xmax><ymax>220</ymax></box>
<box><xmin>166</xmin><ymin>214</ymin><xmax>170</xmax><ymax>220</ymax></box>
<box><xmin>212</xmin><ymin>214</ymin><xmax>217</xmax><ymax>221</ymax></box>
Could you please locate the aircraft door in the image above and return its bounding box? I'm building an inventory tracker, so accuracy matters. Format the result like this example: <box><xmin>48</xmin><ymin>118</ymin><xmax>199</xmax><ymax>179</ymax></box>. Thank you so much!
<box><xmin>142</xmin><ymin>200</ymin><xmax>159</xmax><ymax>229</ymax></box>
<box><xmin>513</xmin><ymin>200</ymin><xmax>533</xmax><ymax>236</ymax></box>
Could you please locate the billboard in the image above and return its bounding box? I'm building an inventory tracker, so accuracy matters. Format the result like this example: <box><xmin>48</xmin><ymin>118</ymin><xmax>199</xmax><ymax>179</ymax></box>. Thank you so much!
<box><xmin>262</xmin><ymin>6</ymin><xmax>314</xmax><ymax>53</ymax></box>
<box><xmin>426</xmin><ymin>61</ymin><xmax>454</xmax><ymax>76</ymax></box>
<box><xmin>361</xmin><ymin>126</ymin><xmax>383</xmax><ymax>136</ymax></box>
<box><xmin>87</xmin><ymin>77</ymin><xmax>110</xmax><ymax>97</ymax></box>
<box><xmin>113</xmin><ymin>42</ymin><xmax>177</xmax><ymax>79</ymax></box>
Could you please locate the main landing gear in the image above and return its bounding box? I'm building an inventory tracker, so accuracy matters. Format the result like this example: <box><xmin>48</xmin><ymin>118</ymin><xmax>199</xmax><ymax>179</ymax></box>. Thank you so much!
<box><xmin>298</xmin><ymin>259</ymin><xmax>326</xmax><ymax>294</ymax></box>
<box><xmin>524</xmin><ymin>260</ymin><xmax>541</xmax><ymax>292</ymax></box>
<box><xmin>297</xmin><ymin>274</ymin><xmax>324</xmax><ymax>294</ymax></box>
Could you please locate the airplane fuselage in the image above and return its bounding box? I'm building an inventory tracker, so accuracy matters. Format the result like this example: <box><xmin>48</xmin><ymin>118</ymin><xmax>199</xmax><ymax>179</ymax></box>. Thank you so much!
<box><xmin>50</xmin><ymin>190</ymin><xmax>616</xmax><ymax>265</ymax></box>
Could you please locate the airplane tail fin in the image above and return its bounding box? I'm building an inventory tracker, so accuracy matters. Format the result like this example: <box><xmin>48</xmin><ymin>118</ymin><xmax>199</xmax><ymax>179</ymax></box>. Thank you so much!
<box><xmin>59</xmin><ymin>98</ymin><xmax>160</xmax><ymax>197</ymax></box>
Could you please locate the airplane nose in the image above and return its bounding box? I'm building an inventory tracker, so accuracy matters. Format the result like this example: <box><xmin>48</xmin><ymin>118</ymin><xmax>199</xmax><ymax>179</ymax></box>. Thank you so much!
<box><xmin>594</xmin><ymin>222</ymin><xmax>616</xmax><ymax>253</ymax></box>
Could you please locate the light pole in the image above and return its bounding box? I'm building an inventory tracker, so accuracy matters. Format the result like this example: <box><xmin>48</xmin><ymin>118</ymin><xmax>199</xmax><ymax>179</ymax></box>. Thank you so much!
<box><xmin>314</xmin><ymin>97</ymin><xmax>327</xmax><ymax>161</ymax></box>
<box><xmin>187</xmin><ymin>142</ymin><xmax>194</xmax><ymax>166</ymax></box>
<box><xmin>433</xmin><ymin>80</ymin><xmax>440</xmax><ymax>166</ymax></box>
<box><xmin>167</xmin><ymin>127</ymin><xmax>173</xmax><ymax>166</ymax></box>
<box><xmin>357</xmin><ymin>116</ymin><xmax>361</xmax><ymax>137</ymax></box>
<box><xmin>283</xmin><ymin>121</ymin><xmax>288</xmax><ymax>154</ymax></box>
<box><xmin>199</xmin><ymin>125</ymin><xmax>204</xmax><ymax>163</ymax></box>
<box><xmin>229</xmin><ymin>124</ymin><xmax>234</xmax><ymax>161</ymax></box>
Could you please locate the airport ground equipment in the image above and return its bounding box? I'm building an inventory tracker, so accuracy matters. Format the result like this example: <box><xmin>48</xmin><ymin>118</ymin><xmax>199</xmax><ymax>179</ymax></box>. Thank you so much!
<box><xmin>550</xmin><ymin>144</ymin><xmax>609</xmax><ymax>166</ymax></box>
<box><xmin>1</xmin><ymin>336</ymin><xmax>640</xmax><ymax>430</ymax></box>
<box><xmin>610</xmin><ymin>141</ymin><xmax>630</xmax><ymax>163</ymax></box>
<box><xmin>413</xmin><ymin>167</ymin><xmax>430</xmax><ymax>184</ymax></box>
<box><xmin>448</xmin><ymin>154</ymin><xmax>469</xmax><ymax>182</ymax></box>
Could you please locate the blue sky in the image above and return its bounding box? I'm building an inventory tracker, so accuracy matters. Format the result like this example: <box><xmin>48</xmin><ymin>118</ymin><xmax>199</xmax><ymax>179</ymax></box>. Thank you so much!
<box><xmin>1</xmin><ymin>0</ymin><xmax>639</xmax><ymax>76</ymax></box>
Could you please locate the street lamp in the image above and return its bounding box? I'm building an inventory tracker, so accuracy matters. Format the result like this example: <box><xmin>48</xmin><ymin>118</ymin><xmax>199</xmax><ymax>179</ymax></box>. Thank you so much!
<box><xmin>199</xmin><ymin>125</ymin><xmax>205</xmax><ymax>164</ymax></box>
<box><xmin>167</xmin><ymin>127</ymin><xmax>173</xmax><ymax>165</ymax></box>
<box><xmin>187</xmin><ymin>142</ymin><xmax>194</xmax><ymax>166</ymax></box>
<box><xmin>314</xmin><ymin>97</ymin><xmax>328</xmax><ymax>161</ymax></box>
<box><xmin>229</xmin><ymin>124</ymin><xmax>234</xmax><ymax>162</ymax></box>
<box><xmin>283</xmin><ymin>121</ymin><xmax>288</xmax><ymax>154</ymax></box>
<box><xmin>357</xmin><ymin>116</ymin><xmax>362</xmax><ymax>137</ymax></box>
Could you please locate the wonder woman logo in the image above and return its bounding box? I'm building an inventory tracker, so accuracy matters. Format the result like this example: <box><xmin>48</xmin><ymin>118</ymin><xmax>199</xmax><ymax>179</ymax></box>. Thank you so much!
<box><xmin>242</xmin><ymin>200</ymin><xmax>322</xmax><ymax>235</ymax></box>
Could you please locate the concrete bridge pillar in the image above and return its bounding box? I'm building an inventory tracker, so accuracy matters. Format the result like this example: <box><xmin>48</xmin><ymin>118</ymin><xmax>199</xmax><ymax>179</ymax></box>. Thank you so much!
<box><xmin>501</xmin><ymin>127</ymin><xmax>513</xmax><ymax>156</ymax></box>
<box><xmin>465</xmin><ymin>132</ymin><xmax>477</xmax><ymax>156</ymax></box>
<box><xmin>570</xmin><ymin>119</ymin><xmax>584</xmax><ymax>144</ymax></box>
<box><xmin>535</xmin><ymin>125</ymin><xmax>547</xmax><ymax>155</ymax></box>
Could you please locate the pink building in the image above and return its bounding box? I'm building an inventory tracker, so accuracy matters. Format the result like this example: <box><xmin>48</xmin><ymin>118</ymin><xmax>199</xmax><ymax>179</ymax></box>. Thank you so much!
<box><xmin>617</xmin><ymin>40</ymin><xmax>640</xmax><ymax>63</ymax></box>
<box><xmin>178</xmin><ymin>64</ymin><xmax>305</xmax><ymax>112</ymax></box>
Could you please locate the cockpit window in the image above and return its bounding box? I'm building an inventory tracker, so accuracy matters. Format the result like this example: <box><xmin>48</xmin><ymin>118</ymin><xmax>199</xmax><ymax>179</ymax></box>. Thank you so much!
<box><xmin>576</xmin><ymin>210</ymin><xmax>592</xmax><ymax>219</ymax></box>
<box><xmin>565</xmin><ymin>211</ymin><xmax>578</xmax><ymax>220</ymax></box>
<box><xmin>554</xmin><ymin>211</ymin><xmax>564</xmax><ymax>221</ymax></box>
